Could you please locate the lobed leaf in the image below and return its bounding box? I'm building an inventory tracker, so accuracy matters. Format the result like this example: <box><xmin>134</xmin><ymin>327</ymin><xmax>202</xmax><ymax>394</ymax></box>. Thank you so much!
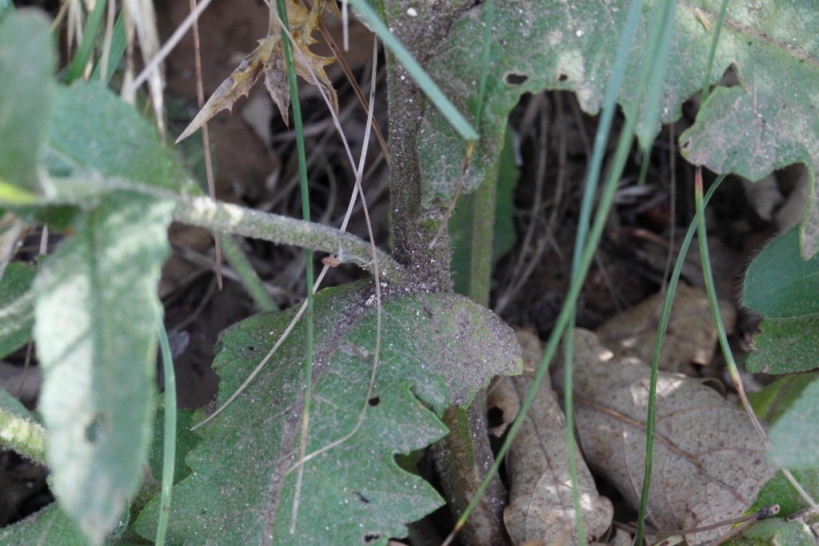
<box><xmin>135</xmin><ymin>282</ymin><xmax>521</xmax><ymax>545</ymax></box>
<box><xmin>402</xmin><ymin>0</ymin><xmax>818</xmax><ymax>264</ymax></box>
<box><xmin>34</xmin><ymin>192</ymin><xmax>173</xmax><ymax>544</ymax></box>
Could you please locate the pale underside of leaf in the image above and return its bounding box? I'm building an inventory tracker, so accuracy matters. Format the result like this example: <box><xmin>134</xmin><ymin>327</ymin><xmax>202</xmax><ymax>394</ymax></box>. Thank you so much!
<box><xmin>553</xmin><ymin>329</ymin><xmax>775</xmax><ymax>544</ymax></box>
<box><xmin>34</xmin><ymin>192</ymin><xmax>173</xmax><ymax>544</ymax></box>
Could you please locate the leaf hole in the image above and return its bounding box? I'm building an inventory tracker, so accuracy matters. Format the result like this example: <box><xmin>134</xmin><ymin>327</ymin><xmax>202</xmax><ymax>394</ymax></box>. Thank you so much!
<box><xmin>363</xmin><ymin>533</ymin><xmax>380</xmax><ymax>544</ymax></box>
<box><xmin>681</xmin><ymin>138</ymin><xmax>691</xmax><ymax>150</ymax></box>
<box><xmin>368</xmin><ymin>396</ymin><xmax>380</xmax><ymax>407</ymax></box>
<box><xmin>246</xmin><ymin>346</ymin><xmax>255</xmax><ymax>351</ymax></box>
<box><xmin>85</xmin><ymin>414</ymin><xmax>106</xmax><ymax>443</ymax></box>
<box><xmin>505</xmin><ymin>72</ymin><xmax>528</xmax><ymax>85</ymax></box>
<box><xmin>487</xmin><ymin>406</ymin><xmax>504</xmax><ymax>428</ymax></box>
<box><xmin>558</xmin><ymin>73</ymin><xmax>569</xmax><ymax>82</ymax></box>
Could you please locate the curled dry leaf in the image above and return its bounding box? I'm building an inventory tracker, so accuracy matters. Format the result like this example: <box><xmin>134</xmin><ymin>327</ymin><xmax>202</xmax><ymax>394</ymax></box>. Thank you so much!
<box><xmin>595</xmin><ymin>283</ymin><xmax>735</xmax><ymax>373</ymax></box>
<box><xmin>553</xmin><ymin>329</ymin><xmax>775</xmax><ymax>544</ymax></box>
<box><xmin>176</xmin><ymin>0</ymin><xmax>338</xmax><ymax>143</ymax></box>
<box><xmin>497</xmin><ymin>329</ymin><xmax>613</xmax><ymax>546</ymax></box>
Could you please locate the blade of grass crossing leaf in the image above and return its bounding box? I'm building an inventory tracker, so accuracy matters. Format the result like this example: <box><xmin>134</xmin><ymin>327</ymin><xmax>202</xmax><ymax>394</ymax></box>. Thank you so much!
<box><xmin>155</xmin><ymin>324</ymin><xmax>177</xmax><ymax>546</ymax></box>
<box><xmin>561</xmin><ymin>0</ymin><xmax>647</xmax><ymax>543</ymax></box>
<box><xmin>444</xmin><ymin>2</ymin><xmax>649</xmax><ymax>542</ymax></box>
<box><xmin>274</xmin><ymin>0</ymin><xmax>315</xmax><ymax>533</ymax></box>
<box><xmin>699</xmin><ymin>0</ymin><xmax>730</xmax><ymax>106</ymax></box>
<box><xmin>66</xmin><ymin>0</ymin><xmax>108</xmax><ymax>84</ymax></box>
<box><xmin>635</xmin><ymin>175</ymin><xmax>724</xmax><ymax>546</ymax></box>
<box><xmin>694</xmin><ymin>168</ymin><xmax>819</xmax><ymax>511</ymax></box>
<box><xmin>347</xmin><ymin>0</ymin><xmax>477</xmax><ymax>141</ymax></box>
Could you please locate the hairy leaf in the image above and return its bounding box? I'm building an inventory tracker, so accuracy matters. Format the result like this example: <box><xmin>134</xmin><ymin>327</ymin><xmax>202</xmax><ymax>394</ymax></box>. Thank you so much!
<box><xmin>34</xmin><ymin>192</ymin><xmax>173</xmax><ymax>544</ymax></box>
<box><xmin>0</xmin><ymin>262</ymin><xmax>36</xmax><ymax>359</ymax></box>
<box><xmin>0</xmin><ymin>10</ymin><xmax>54</xmax><ymax>201</ymax></box>
<box><xmin>135</xmin><ymin>282</ymin><xmax>520</xmax><ymax>545</ymax></box>
<box><xmin>44</xmin><ymin>82</ymin><xmax>197</xmax><ymax>198</ymax></box>
<box><xmin>553</xmin><ymin>329</ymin><xmax>775</xmax><ymax>544</ymax></box>
<box><xmin>743</xmin><ymin>226</ymin><xmax>819</xmax><ymax>319</ymax></box>
<box><xmin>0</xmin><ymin>503</ymin><xmax>89</xmax><ymax>545</ymax></box>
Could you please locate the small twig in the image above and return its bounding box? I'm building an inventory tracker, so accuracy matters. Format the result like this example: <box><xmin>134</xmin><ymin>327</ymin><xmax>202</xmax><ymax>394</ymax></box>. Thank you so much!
<box><xmin>613</xmin><ymin>504</ymin><xmax>779</xmax><ymax>538</ymax></box>
<box><xmin>189</xmin><ymin>0</ymin><xmax>222</xmax><ymax>289</ymax></box>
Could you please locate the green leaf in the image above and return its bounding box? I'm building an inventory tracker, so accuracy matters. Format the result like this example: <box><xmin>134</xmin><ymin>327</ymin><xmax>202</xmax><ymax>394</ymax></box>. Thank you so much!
<box><xmin>0</xmin><ymin>262</ymin><xmax>36</xmax><ymax>358</ymax></box>
<box><xmin>745</xmin><ymin>318</ymin><xmax>819</xmax><ymax>374</ymax></box>
<box><xmin>749</xmin><ymin>373</ymin><xmax>819</xmax><ymax>422</ymax></box>
<box><xmin>0</xmin><ymin>503</ymin><xmax>89</xmax><ymax>546</ymax></box>
<box><xmin>0</xmin><ymin>10</ymin><xmax>55</xmax><ymax>198</ymax></box>
<box><xmin>751</xmin><ymin>468</ymin><xmax>819</xmax><ymax>518</ymax></box>
<box><xmin>34</xmin><ymin>192</ymin><xmax>173</xmax><ymax>544</ymax></box>
<box><xmin>678</xmin><ymin>5</ymin><xmax>819</xmax><ymax>258</ymax></box>
<box><xmin>0</xmin><ymin>383</ymin><xmax>46</xmax><ymax>463</ymax></box>
<box><xmin>43</xmin><ymin>82</ymin><xmax>197</xmax><ymax>200</ymax></box>
<box><xmin>767</xmin><ymin>375</ymin><xmax>819</xmax><ymax>469</ymax></box>
<box><xmin>135</xmin><ymin>282</ymin><xmax>521</xmax><ymax>545</ymax></box>
<box><xmin>148</xmin><ymin>404</ymin><xmax>200</xmax><ymax>485</ymax></box>
<box><xmin>413</xmin><ymin>1</ymin><xmax>819</xmax><ymax>253</ymax></box>
<box><xmin>727</xmin><ymin>518</ymin><xmax>816</xmax><ymax>546</ymax></box>
<box><xmin>449</xmin><ymin>125</ymin><xmax>518</xmax><ymax>295</ymax></box>
<box><xmin>743</xmin><ymin>226</ymin><xmax>819</xmax><ymax>318</ymax></box>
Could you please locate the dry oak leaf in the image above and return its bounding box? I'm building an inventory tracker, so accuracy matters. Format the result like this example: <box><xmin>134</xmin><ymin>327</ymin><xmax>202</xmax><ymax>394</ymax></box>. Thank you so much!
<box><xmin>595</xmin><ymin>283</ymin><xmax>735</xmax><ymax>373</ymax></box>
<box><xmin>502</xmin><ymin>375</ymin><xmax>614</xmax><ymax>545</ymax></box>
<box><xmin>176</xmin><ymin>0</ymin><xmax>338</xmax><ymax>143</ymax></box>
<box><xmin>553</xmin><ymin>329</ymin><xmax>774</xmax><ymax>544</ymax></box>
<box><xmin>497</xmin><ymin>331</ymin><xmax>613</xmax><ymax>546</ymax></box>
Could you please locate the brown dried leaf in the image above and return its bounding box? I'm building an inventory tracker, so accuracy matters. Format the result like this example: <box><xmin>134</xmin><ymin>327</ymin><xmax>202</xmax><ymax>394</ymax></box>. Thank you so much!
<box><xmin>553</xmin><ymin>329</ymin><xmax>775</xmax><ymax>544</ymax></box>
<box><xmin>595</xmin><ymin>284</ymin><xmax>735</xmax><ymax>372</ymax></box>
<box><xmin>502</xmin><ymin>375</ymin><xmax>614</xmax><ymax>546</ymax></box>
<box><xmin>499</xmin><ymin>332</ymin><xmax>613</xmax><ymax>546</ymax></box>
<box><xmin>176</xmin><ymin>0</ymin><xmax>338</xmax><ymax>143</ymax></box>
<box><xmin>175</xmin><ymin>43</ymin><xmax>270</xmax><ymax>143</ymax></box>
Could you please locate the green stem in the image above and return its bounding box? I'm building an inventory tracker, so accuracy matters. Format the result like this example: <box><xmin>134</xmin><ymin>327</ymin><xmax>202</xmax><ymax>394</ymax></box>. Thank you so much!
<box><xmin>165</xmin><ymin>192</ymin><xmax>406</xmax><ymax>284</ymax></box>
<box><xmin>219</xmin><ymin>234</ymin><xmax>278</xmax><ymax>312</ymax></box>
<box><xmin>274</xmin><ymin>0</ymin><xmax>315</xmax><ymax>533</ymax></box>
<box><xmin>155</xmin><ymin>324</ymin><xmax>177</xmax><ymax>546</ymax></box>
<box><xmin>634</xmin><ymin>175</ymin><xmax>723</xmax><ymax>546</ymax></box>
<box><xmin>0</xmin><ymin>400</ymin><xmax>47</xmax><ymax>465</ymax></box>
